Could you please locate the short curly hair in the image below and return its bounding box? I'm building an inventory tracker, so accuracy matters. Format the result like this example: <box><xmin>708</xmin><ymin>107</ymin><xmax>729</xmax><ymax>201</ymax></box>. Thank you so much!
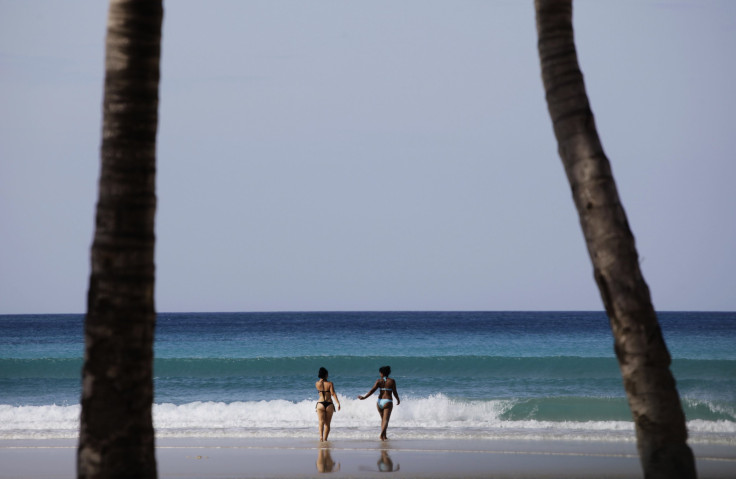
<box><xmin>318</xmin><ymin>367</ymin><xmax>328</xmax><ymax>379</ymax></box>
<box><xmin>379</xmin><ymin>365</ymin><xmax>391</xmax><ymax>377</ymax></box>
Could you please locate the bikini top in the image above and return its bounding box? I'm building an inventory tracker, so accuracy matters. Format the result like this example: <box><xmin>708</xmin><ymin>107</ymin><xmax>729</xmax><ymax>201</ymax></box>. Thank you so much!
<box><xmin>380</xmin><ymin>378</ymin><xmax>392</xmax><ymax>392</ymax></box>
<box><xmin>318</xmin><ymin>380</ymin><xmax>330</xmax><ymax>399</ymax></box>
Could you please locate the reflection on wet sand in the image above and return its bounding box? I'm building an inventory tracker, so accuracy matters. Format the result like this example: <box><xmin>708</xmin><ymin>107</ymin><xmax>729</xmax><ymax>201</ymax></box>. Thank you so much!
<box><xmin>377</xmin><ymin>449</ymin><xmax>400</xmax><ymax>472</ymax></box>
<box><xmin>359</xmin><ymin>449</ymin><xmax>401</xmax><ymax>473</ymax></box>
<box><xmin>316</xmin><ymin>447</ymin><xmax>340</xmax><ymax>473</ymax></box>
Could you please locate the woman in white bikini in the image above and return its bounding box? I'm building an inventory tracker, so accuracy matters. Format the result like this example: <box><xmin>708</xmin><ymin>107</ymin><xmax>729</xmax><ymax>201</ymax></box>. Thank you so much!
<box><xmin>315</xmin><ymin>367</ymin><xmax>340</xmax><ymax>442</ymax></box>
<box><xmin>358</xmin><ymin>365</ymin><xmax>400</xmax><ymax>441</ymax></box>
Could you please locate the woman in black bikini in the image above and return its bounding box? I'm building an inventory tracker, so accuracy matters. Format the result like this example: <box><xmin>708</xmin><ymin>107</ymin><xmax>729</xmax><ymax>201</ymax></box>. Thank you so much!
<box><xmin>315</xmin><ymin>367</ymin><xmax>340</xmax><ymax>441</ymax></box>
<box><xmin>358</xmin><ymin>365</ymin><xmax>400</xmax><ymax>441</ymax></box>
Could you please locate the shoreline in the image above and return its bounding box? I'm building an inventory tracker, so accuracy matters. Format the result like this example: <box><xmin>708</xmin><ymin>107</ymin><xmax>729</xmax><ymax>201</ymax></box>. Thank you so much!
<box><xmin>2</xmin><ymin>437</ymin><xmax>734</xmax><ymax>478</ymax></box>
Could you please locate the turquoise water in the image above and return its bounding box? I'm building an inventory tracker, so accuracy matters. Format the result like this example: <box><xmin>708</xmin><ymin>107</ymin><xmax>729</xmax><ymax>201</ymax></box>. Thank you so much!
<box><xmin>1</xmin><ymin>311</ymin><xmax>734</xmax><ymax>442</ymax></box>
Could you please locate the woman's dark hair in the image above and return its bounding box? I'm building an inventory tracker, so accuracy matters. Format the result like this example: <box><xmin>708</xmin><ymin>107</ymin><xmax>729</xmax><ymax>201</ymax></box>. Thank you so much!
<box><xmin>379</xmin><ymin>366</ymin><xmax>391</xmax><ymax>377</ymax></box>
<box><xmin>318</xmin><ymin>367</ymin><xmax>328</xmax><ymax>379</ymax></box>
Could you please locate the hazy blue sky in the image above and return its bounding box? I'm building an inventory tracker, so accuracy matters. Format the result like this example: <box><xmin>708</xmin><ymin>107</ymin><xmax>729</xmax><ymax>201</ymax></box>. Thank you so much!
<box><xmin>2</xmin><ymin>1</ymin><xmax>734</xmax><ymax>314</ymax></box>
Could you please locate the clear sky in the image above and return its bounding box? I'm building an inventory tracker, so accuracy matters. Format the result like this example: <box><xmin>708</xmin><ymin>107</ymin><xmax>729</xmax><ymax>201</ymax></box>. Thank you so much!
<box><xmin>1</xmin><ymin>1</ymin><xmax>734</xmax><ymax>314</ymax></box>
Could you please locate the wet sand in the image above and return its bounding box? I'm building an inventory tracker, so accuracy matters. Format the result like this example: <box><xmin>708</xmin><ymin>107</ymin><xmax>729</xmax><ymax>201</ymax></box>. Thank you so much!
<box><xmin>1</xmin><ymin>437</ymin><xmax>734</xmax><ymax>478</ymax></box>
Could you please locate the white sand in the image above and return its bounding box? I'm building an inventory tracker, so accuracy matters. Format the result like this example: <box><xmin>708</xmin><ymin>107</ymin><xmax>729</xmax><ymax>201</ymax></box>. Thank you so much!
<box><xmin>1</xmin><ymin>437</ymin><xmax>734</xmax><ymax>478</ymax></box>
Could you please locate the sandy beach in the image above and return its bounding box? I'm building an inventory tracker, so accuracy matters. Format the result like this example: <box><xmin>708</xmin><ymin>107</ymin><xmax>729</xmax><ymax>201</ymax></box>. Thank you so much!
<box><xmin>1</xmin><ymin>437</ymin><xmax>734</xmax><ymax>478</ymax></box>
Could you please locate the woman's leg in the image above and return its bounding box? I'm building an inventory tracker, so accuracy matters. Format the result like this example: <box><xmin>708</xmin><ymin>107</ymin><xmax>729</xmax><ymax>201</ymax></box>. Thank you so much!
<box><xmin>316</xmin><ymin>406</ymin><xmax>326</xmax><ymax>441</ymax></box>
<box><xmin>323</xmin><ymin>405</ymin><xmax>334</xmax><ymax>441</ymax></box>
<box><xmin>375</xmin><ymin>403</ymin><xmax>384</xmax><ymax>420</ymax></box>
<box><xmin>380</xmin><ymin>405</ymin><xmax>393</xmax><ymax>441</ymax></box>
<box><xmin>375</xmin><ymin>403</ymin><xmax>384</xmax><ymax>440</ymax></box>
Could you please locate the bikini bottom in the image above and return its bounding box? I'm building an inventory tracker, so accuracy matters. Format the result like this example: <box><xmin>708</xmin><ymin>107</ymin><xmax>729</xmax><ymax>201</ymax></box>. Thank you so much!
<box><xmin>377</xmin><ymin>398</ymin><xmax>393</xmax><ymax>409</ymax></box>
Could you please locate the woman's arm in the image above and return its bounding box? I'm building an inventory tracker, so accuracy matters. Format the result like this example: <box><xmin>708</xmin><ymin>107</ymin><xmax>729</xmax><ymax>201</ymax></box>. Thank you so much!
<box><xmin>392</xmin><ymin>381</ymin><xmax>400</xmax><ymax>405</ymax></box>
<box><xmin>357</xmin><ymin>380</ymin><xmax>380</xmax><ymax>400</ymax></box>
<box><xmin>330</xmin><ymin>383</ymin><xmax>341</xmax><ymax>410</ymax></box>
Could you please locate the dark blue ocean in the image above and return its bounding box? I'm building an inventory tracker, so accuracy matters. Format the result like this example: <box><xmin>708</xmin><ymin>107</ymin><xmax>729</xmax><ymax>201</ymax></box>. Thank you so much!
<box><xmin>1</xmin><ymin>311</ymin><xmax>734</xmax><ymax>443</ymax></box>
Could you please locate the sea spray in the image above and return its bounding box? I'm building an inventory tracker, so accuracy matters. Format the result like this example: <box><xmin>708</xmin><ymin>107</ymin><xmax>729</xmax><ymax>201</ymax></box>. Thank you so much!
<box><xmin>2</xmin><ymin>396</ymin><xmax>734</xmax><ymax>443</ymax></box>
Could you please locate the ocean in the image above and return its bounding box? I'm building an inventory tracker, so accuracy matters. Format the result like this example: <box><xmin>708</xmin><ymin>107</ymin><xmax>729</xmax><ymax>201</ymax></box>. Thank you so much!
<box><xmin>1</xmin><ymin>311</ymin><xmax>734</xmax><ymax>444</ymax></box>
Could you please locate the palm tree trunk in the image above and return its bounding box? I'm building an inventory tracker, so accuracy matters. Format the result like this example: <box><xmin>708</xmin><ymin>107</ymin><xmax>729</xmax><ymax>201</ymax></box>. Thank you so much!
<box><xmin>534</xmin><ymin>1</ymin><xmax>696</xmax><ymax>477</ymax></box>
<box><xmin>78</xmin><ymin>1</ymin><xmax>163</xmax><ymax>477</ymax></box>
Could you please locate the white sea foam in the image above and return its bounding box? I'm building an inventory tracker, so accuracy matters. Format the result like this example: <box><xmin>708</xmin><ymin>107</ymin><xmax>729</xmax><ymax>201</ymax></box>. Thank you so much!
<box><xmin>1</xmin><ymin>395</ymin><xmax>734</xmax><ymax>444</ymax></box>
<box><xmin>0</xmin><ymin>404</ymin><xmax>81</xmax><ymax>439</ymax></box>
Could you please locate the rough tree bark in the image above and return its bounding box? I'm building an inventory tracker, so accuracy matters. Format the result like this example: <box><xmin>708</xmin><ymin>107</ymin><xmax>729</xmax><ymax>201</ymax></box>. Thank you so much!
<box><xmin>78</xmin><ymin>1</ymin><xmax>163</xmax><ymax>477</ymax></box>
<box><xmin>534</xmin><ymin>1</ymin><xmax>696</xmax><ymax>477</ymax></box>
